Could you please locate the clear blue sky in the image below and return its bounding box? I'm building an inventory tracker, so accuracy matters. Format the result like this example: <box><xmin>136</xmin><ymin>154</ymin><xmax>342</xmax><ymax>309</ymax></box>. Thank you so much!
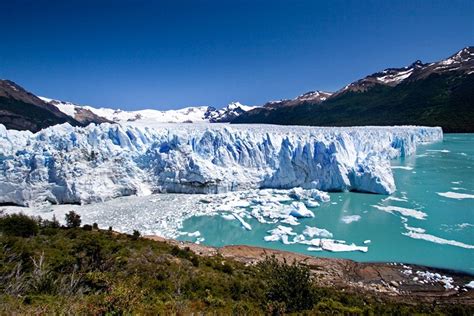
<box><xmin>1</xmin><ymin>0</ymin><xmax>473</xmax><ymax>109</ymax></box>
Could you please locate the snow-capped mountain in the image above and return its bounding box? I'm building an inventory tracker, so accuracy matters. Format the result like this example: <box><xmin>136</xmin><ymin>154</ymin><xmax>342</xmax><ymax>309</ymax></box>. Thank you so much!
<box><xmin>264</xmin><ymin>90</ymin><xmax>333</xmax><ymax>108</ymax></box>
<box><xmin>0</xmin><ymin>122</ymin><xmax>442</xmax><ymax>206</ymax></box>
<box><xmin>39</xmin><ymin>97</ymin><xmax>111</xmax><ymax>126</ymax></box>
<box><xmin>0</xmin><ymin>80</ymin><xmax>81</xmax><ymax>132</ymax></box>
<box><xmin>337</xmin><ymin>46</ymin><xmax>474</xmax><ymax>95</ymax></box>
<box><xmin>235</xmin><ymin>46</ymin><xmax>474</xmax><ymax>132</ymax></box>
<box><xmin>206</xmin><ymin>102</ymin><xmax>257</xmax><ymax>122</ymax></box>
<box><xmin>40</xmin><ymin>97</ymin><xmax>256</xmax><ymax>127</ymax></box>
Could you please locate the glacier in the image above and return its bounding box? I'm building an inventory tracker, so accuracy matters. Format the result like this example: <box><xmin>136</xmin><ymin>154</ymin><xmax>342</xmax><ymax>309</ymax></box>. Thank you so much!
<box><xmin>0</xmin><ymin>123</ymin><xmax>442</xmax><ymax>206</ymax></box>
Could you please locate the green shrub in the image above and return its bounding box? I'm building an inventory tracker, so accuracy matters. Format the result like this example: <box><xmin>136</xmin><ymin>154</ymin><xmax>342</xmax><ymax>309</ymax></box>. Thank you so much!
<box><xmin>65</xmin><ymin>211</ymin><xmax>81</xmax><ymax>228</ymax></box>
<box><xmin>132</xmin><ymin>230</ymin><xmax>140</xmax><ymax>240</ymax></box>
<box><xmin>257</xmin><ymin>256</ymin><xmax>316</xmax><ymax>312</ymax></box>
<box><xmin>82</xmin><ymin>224</ymin><xmax>93</xmax><ymax>231</ymax></box>
<box><xmin>0</xmin><ymin>213</ymin><xmax>39</xmax><ymax>237</ymax></box>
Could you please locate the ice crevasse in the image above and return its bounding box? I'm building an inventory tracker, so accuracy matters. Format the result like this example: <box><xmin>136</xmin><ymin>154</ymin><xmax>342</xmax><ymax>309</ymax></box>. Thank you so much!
<box><xmin>0</xmin><ymin>123</ymin><xmax>442</xmax><ymax>206</ymax></box>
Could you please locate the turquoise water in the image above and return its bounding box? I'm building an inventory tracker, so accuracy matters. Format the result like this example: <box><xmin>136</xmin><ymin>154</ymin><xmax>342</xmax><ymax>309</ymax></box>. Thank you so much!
<box><xmin>179</xmin><ymin>134</ymin><xmax>474</xmax><ymax>274</ymax></box>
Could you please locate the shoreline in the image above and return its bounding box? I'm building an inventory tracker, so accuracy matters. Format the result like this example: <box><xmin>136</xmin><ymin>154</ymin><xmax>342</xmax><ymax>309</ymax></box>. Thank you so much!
<box><xmin>145</xmin><ymin>235</ymin><xmax>474</xmax><ymax>305</ymax></box>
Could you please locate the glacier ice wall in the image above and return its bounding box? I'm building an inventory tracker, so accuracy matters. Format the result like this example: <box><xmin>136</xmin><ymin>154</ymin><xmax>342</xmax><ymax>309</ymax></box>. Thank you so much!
<box><xmin>0</xmin><ymin>123</ymin><xmax>442</xmax><ymax>206</ymax></box>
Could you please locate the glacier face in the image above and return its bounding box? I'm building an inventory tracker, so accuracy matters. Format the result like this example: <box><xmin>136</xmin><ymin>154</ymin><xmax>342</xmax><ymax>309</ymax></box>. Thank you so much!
<box><xmin>0</xmin><ymin>123</ymin><xmax>442</xmax><ymax>206</ymax></box>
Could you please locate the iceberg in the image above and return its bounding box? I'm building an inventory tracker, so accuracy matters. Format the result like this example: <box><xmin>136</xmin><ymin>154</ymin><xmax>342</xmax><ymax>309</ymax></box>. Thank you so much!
<box><xmin>0</xmin><ymin>123</ymin><xmax>442</xmax><ymax>206</ymax></box>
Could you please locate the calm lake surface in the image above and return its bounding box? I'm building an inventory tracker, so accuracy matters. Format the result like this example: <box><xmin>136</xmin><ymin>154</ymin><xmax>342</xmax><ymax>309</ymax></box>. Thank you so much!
<box><xmin>180</xmin><ymin>134</ymin><xmax>474</xmax><ymax>274</ymax></box>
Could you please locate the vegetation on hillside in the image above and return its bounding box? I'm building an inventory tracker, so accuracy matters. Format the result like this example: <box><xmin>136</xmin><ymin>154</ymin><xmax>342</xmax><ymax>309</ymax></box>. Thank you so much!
<box><xmin>0</xmin><ymin>212</ymin><xmax>472</xmax><ymax>314</ymax></box>
<box><xmin>234</xmin><ymin>73</ymin><xmax>474</xmax><ymax>133</ymax></box>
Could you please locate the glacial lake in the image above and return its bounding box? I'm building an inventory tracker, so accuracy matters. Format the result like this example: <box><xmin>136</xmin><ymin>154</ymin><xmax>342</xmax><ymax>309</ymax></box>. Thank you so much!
<box><xmin>5</xmin><ymin>134</ymin><xmax>473</xmax><ymax>274</ymax></box>
<box><xmin>179</xmin><ymin>134</ymin><xmax>474</xmax><ymax>273</ymax></box>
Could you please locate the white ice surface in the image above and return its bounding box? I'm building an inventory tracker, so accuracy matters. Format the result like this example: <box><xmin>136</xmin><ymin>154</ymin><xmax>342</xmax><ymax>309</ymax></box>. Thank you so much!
<box><xmin>372</xmin><ymin>205</ymin><xmax>427</xmax><ymax>220</ymax></box>
<box><xmin>0</xmin><ymin>123</ymin><xmax>442</xmax><ymax>206</ymax></box>
<box><xmin>403</xmin><ymin>231</ymin><xmax>474</xmax><ymax>249</ymax></box>
<box><xmin>437</xmin><ymin>192</ymin><xmax>474</xmax><ymax>199</ymax></box>
<box><xmin>341</xmin><ymin>215</ymin><xmax>361</xmax><ymax>224</ymax></box>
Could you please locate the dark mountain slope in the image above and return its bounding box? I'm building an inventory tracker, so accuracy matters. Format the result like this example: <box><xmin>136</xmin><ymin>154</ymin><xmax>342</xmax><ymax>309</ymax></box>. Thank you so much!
<box><xmin>234</xmin><ymin>47</ymin><xmax>474</xmax><ymax>132</ymax></box>
<box><xmin>0</xmin><ymin>80</ymin><xmax>81</xmax><ymax>132</ymax></box>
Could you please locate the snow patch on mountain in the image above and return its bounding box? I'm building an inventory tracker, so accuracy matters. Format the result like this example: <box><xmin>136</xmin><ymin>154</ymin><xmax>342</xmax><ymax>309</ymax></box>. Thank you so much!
<box><xmin>39</xmin><ymin>97</ymin><xmax>255</xmax><ymax>125</ymax></box>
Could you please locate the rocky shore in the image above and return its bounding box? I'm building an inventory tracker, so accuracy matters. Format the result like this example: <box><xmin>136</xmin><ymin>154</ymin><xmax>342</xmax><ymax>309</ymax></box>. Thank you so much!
<box><xmin>146</xmin><ymin>235</ymin><xmax>474</xmax><ymax>306</ymax></box>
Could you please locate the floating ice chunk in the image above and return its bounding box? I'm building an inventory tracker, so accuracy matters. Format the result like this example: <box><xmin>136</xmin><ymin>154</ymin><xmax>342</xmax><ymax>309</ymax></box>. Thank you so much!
<box><xmin>288</xmin><ymin>188</ymin><xmax>329</xmax><ymax>203</ymax></box>
<box><xmin>187</xmin><ymin>231</ymin><xmax>201</xmax><ymax>237</ymax></box>
<box><xmin>303</xmin><ymin>225</ymin><xmax>333</xmax><ymax>238</ymax></box>
<box><xmin>341</xmin><ymin>215</ymin><xmax>361</xmax><ymax>224</ymax></box>
<box><xmin>437</xmin><ymin>192</ymin><xmax>474</xmax><ymax>199</ymax></box>
<box><xmin>403</xmin><ymin>231</ymin><xmax>474</xmax><ymax>249</ymax></box>
<box><xmin>457</xmin><ymin>223</ymin><xmax>474</xmax><ymax>229</ymax></box>
<box><xmin>281</xmin><ymin>216</ymin><xmax>300</xmax><ymax>226</ymax></box>
<box><xmin>233</xmin><ymin>213</ymin><xmax>252</xmax><ymax>230</ymax></box>
<box><xmin>363</xmin><ymin>240</ymin><xmax>371</xmax><ymax>244</ymax></box>
<box><xmin>383</xmin><ymin>196</ymin><xmax>408</xmax><ymax>202</ymax></box>
<box><xmin>299</xmin><ymin>238</ymin><xmax>368</xmax><ymax>252</ymax></box>
<box><xmin>264</xmin><ymin>225</ymin><xmax>296</xmax><ymax>242</ymax></box>
<box><xmin>372</xmin><ymin>205</ymin><xmax>427</xmax><ymax>220</ymax></box>
<box><xmin>310</xmin><ymin>190</ymin><xmax>330</xmax><ymax>202</ymax></box>
<box><xmin>391</xmin><ymin>166</ymin><xmax>413</xmax><ymax>170</ymax></box>
<box><xmin>221</xmin><ymin>214</ymin><xmax>235</xmax><ymax>221</ymax></box>
<box><xmin>465</xmin><ymin>281</ymin><xmax>474</xmax><ymax>289</ymax></box>
<box><xmin>304</xmin><ymin>200</ymin><xmax>320</xmax><ymax>208</ymax></box>
<box><xmin>289</xmin><ymin>202</ymin><xmax>315</xmax><ymax>218</ymax></box>
<box><xmin>307</xmin><ymin>247</ymin><xmax>323</xmax><ymax>251</ymax></box>
<box><xmin>427</xmin><ymin>149</ymin><xmax>450</xmax><ymax>153</ymax></box>
<box><xmin>320</xmin><ymin>239</ymin><xmax>368</xmax><ymax>252</ymax></box>
<box><xmin>404</xmin><ymin>223</ymin><xmax>426</xmax><ymax>233</ymax></box>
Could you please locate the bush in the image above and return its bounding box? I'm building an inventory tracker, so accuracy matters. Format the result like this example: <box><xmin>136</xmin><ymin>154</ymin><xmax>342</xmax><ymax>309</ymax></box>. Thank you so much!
<box><xmin>132</xmin><ymin>230</ymin><xmax>140</xmax><ymax>240</ymax></box>
<box><xmin>257</xmin><ymin>256</ymin><xmax>316</xmax><ymax>312</ymax></box>
<box><xmin>41</xmin><ymin>215</ymin><xmax>60</xmax><ymax>229</ymax></box>
<box><xmin>65</xmin><ymin>211</ymin><xmax>81</xmax><ymax>228</ymax></box>
<box><xmin>0</xmin><ymin>213</ymin><xmax>39</xmax><ymax>237</ymax></box>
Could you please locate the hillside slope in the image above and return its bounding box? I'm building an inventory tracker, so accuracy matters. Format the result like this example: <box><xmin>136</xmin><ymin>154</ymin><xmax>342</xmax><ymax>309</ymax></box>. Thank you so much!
<box><xmin>234</xmin><ymin>47</ymin><xmax>474</xmax><ymax>132</ymax></box>
<box><xmin>0</xmin><ymin>80</ymin><xmax>81</xmax><ymax>132</ymax></box>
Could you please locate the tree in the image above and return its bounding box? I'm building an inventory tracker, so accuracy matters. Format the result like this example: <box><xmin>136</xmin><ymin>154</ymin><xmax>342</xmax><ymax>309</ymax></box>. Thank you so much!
<box><xmin>65</xmin><ymin>211</ymin><xmax>81</xmax><ymax>228</ymax></box>
<box><xmin>257</xmin><ymin>256</ymin><xmax>316</xmax><ymax>312</ymax></box>
<box><xmin>0</xmin><ymin>213</ymin><xmax>39</xmax><ymax>237</ymax></box>
<box><xmin>41</xmin><ymin>214</ymin><xmax>60</xmax><ymax>229</ymax></box>
<box><xmin>132</xmin><ymin>230</ymin><xmax>140</xmax><ymax>240</ymax></box>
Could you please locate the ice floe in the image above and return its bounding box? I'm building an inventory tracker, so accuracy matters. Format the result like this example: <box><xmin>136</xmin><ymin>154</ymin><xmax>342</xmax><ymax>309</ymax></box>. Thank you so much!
<box><xmin>403</xmin><ymin>231</ymin><xmax>474</xmax><ymax>249</ymax></box>
<box><xmin>382</xmin><ymin>196</ymin><xmax>408</xmax><ymax>202</ymax></box>
<box><xmin>437</xmin><ymin>192</ymin><xmax>474</xmax><ymax>199</ymax></box>
<box><xmin>341</xmin><ymin>215</ymin><xmax>362</xmax><ymax>224</ymax></box>
<box><xmin>263</xmin><ymin>224</ymin><xmax>367</xmax><ymax>252</ymax></box>
<box><xmin>391</xmin><ymin>166</ymin><xmax>414</xmax><ymax>170</ymax></box>
<box><xmin>426</xmin><ymin>149</ymin><xmax>450</xmax><ymax>153</ymax></box>
<box><xmin>372</xmin><ymin>205</ymin><xmax>427</xmax><ymax>220</ymax></box>
<box><xmin>303</xmin><ymin>225</ymin><xmax>333</xmax><ymax>238</ymax></box>
<box><xmin>314</xmin><ymin>239</ymin><xmax>368</xmax><ymax>253</ymax></box>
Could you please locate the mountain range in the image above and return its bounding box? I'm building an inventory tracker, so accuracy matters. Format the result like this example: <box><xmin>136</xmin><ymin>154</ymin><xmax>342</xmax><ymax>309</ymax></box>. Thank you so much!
<box><xmin>234</xmin><ymin>47</ymin><xmax>474</xmax><ymax>132</ymax></box>
<box><xmin>0</xmin><ymin>80</ymin><xmax>255</xmax><ymax>131</ymax></box>
<box><xmin>0</xmin><ymin>46</ymin><xmax>472</xmax><ymax>132</ymax></box>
